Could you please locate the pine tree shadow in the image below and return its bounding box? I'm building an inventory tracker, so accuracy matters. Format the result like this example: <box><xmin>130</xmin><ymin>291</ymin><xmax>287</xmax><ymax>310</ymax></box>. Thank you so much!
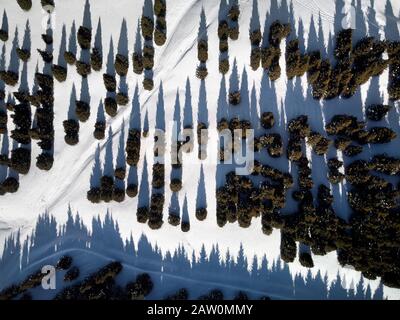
<box><xmin>57</xmin><ymin>24</ymin><xmax>67</xmax><ymax>67</ymax></box>
<box><xmin>68</xmin><ymin>21</ymin><xmax>77</xmax><ymax>57</ymax></box>
<box><xmin>82</xmin><ymin>0</ymin><xmax>92</xmax><ymax>30</ymax></box>
<box><xmin>90</xmin><ymin>144</ymin><xmax>102</xmax><ymax>188</ymax></box>
<box><xmin>103</xmin><ymin>127</ymin><xmax>114</xmax><ymax>177</ymax></box>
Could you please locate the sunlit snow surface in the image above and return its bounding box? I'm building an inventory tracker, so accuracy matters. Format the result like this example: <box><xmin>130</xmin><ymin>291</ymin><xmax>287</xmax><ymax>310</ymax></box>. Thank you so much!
<box><xmin>0</xmin><ymin>0</ymin><xmax>400</xmax><ymax>299</ymax></box>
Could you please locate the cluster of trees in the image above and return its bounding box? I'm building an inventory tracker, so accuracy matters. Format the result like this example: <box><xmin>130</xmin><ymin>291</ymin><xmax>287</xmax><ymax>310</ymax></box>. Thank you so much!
<box><xmin>0</xmin><ymin>251</ymin><xmax>73</xmax><ymax>300</ymax></box>
<box><xmin>307</xmin><ymin>29</ymin><xmax>390</xmax><ymax>99</ymax></box>
<box><xmin>216</xmin><ymin>165</ymin><xmax>292</xmax><ymax>228</ymax></box>
<box><xmin>165</xmin><ymin>288</ymin><xmax>265</xmax><ymax>300</ymax></box>
<box><xmin>325</xmin><ymin>114</ymin><xmax>397</xmax><ymax>156</ymax></box>
<box><xmin>341</xmin><ymin>156</ymin><xmax>400</xmax><ymax>286</ymax></box>
<box><xmin>54</xmin><ymin>261</ymin><xmax>154</xmax><ymax>300</ymax></box>
<box><xmin>286</xmin><ymin>39</ymin><xmax>309</xmax><ymax>79</ymax></box>
<box><xmin>146</xmin><ymin>162</ymin><xmax>165</xmax><ymax>229</ymax></box>
<box><xmin>217</xmin><ymin>1</ymin><xmax>240</xmax><ymax>75</ymax></box>
<box><xmin>261</xmin><ymin>21</ymin><xmax>291</xmax><ymax>80</ymax></box>
<box><xmin>137</xmin><ymin>0</ymin><xmax>167</xmax><ymax>90</ymax></box>
<box><xmin>33</xmin><ymin>72</ymin><xmax>55</xmax><ymax>171</ymax></box>
<box><xmin>88</xmin><ymin>174</ymin><xmax>124</xmax><ymax>204</ymax></box>
<box><xmin>255</xmin><ymin>132</ymin><xmax>283</xmax><ymax>158</ymax></box>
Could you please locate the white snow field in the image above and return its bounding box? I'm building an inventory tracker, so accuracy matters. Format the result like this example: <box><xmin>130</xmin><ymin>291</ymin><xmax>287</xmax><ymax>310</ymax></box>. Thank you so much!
<box><xmin>0</xmin><ymin>0</ymin><xmax>400</xmax><ymax>299</ymax></box>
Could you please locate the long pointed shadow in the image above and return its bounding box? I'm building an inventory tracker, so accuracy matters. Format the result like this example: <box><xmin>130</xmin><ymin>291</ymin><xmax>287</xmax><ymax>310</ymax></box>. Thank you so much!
<box><xmin>198</xmin><ymin>6</ymin><xmax>208</xmax><ymax>42</ymax></box>
<box><xmin>307</xmin><ymin>15</ymin><xmax>318</xmax><ymax>52</ymax></box>
<box><xmin>250</xmin><ymin>82</ymin><xmax>260</xmax><ymax>136</ymax></box>
<box><xmin>181</xmin><ymin>194</ymin><xmax>190</xmax><ymax>224</ymax></box>
<box><xmin>155</xmin><ymin>81</ymin><xmax>166</xmax><ymax>132</ymax></box>
<box><xmin>68</xmin><ymin>21</ymin><xmax>77</xmax><ymax>56</ymax></box>
<box><xmin>129</xmin><ymin>84</ymin><xmax>141</xmax><ymax>130</ymax></box>
<box><xmin>216</xmin><ymin>75</ymin><xmax>229</xmax><ymax>188</ymax></box>
<box><xmin>17</xmin><ymin>61</ymin><xmax>29</xmax><ymax>95</ymax></box>
<box><xmin>261</xmin><ymin>7</ymin><xmax>270</xmax><ymax>49</ymax></box>
<box><xmin>297</xmin><ymin>19</ymin><xmax>306</xmax><ymax>53</ymax></box>
<box><xmin>22</xmin><ymin>20</ymin><xmax>30</xmax><ymax>52</ymax></box>
<box><xmin>106</xmin><ymin>36</ymin><xmax>115</xmax><ymax>75</ymax></box>
<box><xmin>90</xmin><ymin>144</ymin><xmax>102</xmax><ymax>188</ymax></box>
<box><xmin>143</xmin><ymin>108</ymin><xmax>149</xmax><ymax>136</ymax></box>
<box><xmin>333</xmin><ymin>0</ymin><xmax>346</xmax><ymax>34</ymax></box>
<box><xmin>94</xmin><ymin>17</ymin><xmax>103</xmax><ymax>53</ymax></box>
<box><xmin>57</xmin><ymin>24</ymin><xmax>67</xmax><ymax>67</ymax></box>
<box><xmin>8</xmin><ymin>26</ymin><xmax>19</xmax><ymax>74</ymax></box>
<box><xmin>229</xmin><ymin>58</ymin><xmax>240</xmax><ymax>103</ymax></box>
<box><xmin>287</xmin><ymin>0</ymin><xmax>296</xmax><ymax>42</ymax></box>
<box><xmin>326</xmin><ymin>31</ymin><xmax>334</xmax><ymax>61</ymax></box>
<box><xmin>138</xmin><ymin>155</ymin><xmax>150</xmax><ymax>209</ymax></box>
<box><xmin>169</xmin><ymin>192</ymin><xmax>181</xmax><ymax>219</ymax></box>
<box><xmin>239</xmin><ymin>66</ymin><xmax>250</xmax><ymax>121</ymax></box>
<box><xmin>1</xmin><ymin>10</ymin><xmax>8</xmax><ymax>38</ymax></box>
<box><xmin>116</xmin><ymin>119</ymin><xmax>126</xmax><ymax>170</ymax></box>
<box><xmin>134</xmin><ymin>19</ymin><xmax>142</xmax><ymax>54</ymax></box>
<box><xmin>96</xmin><ymin>99</ymin><xmax>105</xmax><ymax>123</ymax></box>
<box><xmin>143</xmin><ymin>0</ymin><xmax>155</xmax><ymax>21</ymax></box>
<box><xmin>250</xmin><ymin>0</ymin><xmax>260</xmax><ymax>34</ymax></box>
<box><xmin>0</xmin><ymin>210</ymin><xmax>382</xmax><ymax>300</ymax></box>
<box><xmin>218</xmin><ymin>0</ymin><xmax>229</xmax><ymax>22</ymax></box>
<box><xmin>155</xmin><ymin>82</ymin><xmax>166</xmax><ymax>164</ymax></box>
<box><xmin>117</xmin><ymin>19</ymin><xmax>129</xmax><ymax>57</ymax></box>
<box><xmin>353</xmin><ymin>0</ymin><xmax>367</xmax><ymax>43</ymax></box>
<box><xmin>82</xmin><ymin>0</ymin><xmax>92</xmax><ymax>30</ymax></box>
<box><xmin>196</xmin><ymin>164</ymin><xmax>207</xmax><ymax>210</ymax></box>
<box><xmin>183</xmin><ymin>78</ymin><xmax>193</xmax><ymax>129</ymax></box>
<box><xmin>278</xmin><ymin>0</ymin><xmax>290</xmax><ymax>23</ymax></box>
<box><xmin>217</xmin><ymin>75</ymin><xmax>228</xmax><ymax>121</ymax></box>
<box><xmin>103</xmin><ymin>127</ymin><xmax>114</xmax><ymax>177</ymax></box>
<box><xmin>385</xmin><ymin>0</ymin><xmax>400</xmax><ymax>40</ymax></box>
<box><xmin>68</xmin><ymin>84</ymin><xmax>77</xmax><ymax>120</ymax></box>
<box><xmin>127</xmin><ymin>164</ymin><xmax>138</xmax><ymax>191</ymax></box>
<box><xmin>80</xmin><ymin>76</ymin><xmax>91</xmax><ymax>106</ymax></box>
<box><xmin>317</xmin><ymin>13</ymin><xmax>327</xmax><ymax>58</ymax></box>
<box><xmin>171</xmin><ymin>90</ymin><xmax>182</xmax><ymax>181</ymax></box>
<box><xmin>198</xmin><ymin>79</ymin><xmax>208</xmax><ymax>127</ymax></box>
<box><xmin>367</xmin><ymin>0</ymin><xmax>380</xmax><ymax>39</ymax></box>
<box><xmin>118</xmin><ymin>74</ymin><xmax>128</xmax><ymax>96</ymax></box>
<box><xmin>172</xmin><ymin>89</ymin><xmax>182</xmax><ymax>142</ymax></box>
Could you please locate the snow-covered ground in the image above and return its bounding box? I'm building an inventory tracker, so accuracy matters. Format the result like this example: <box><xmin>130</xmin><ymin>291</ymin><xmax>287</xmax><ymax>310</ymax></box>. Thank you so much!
<box><xmin>0</xmin><ymin>0</ymin><xmax>400</xmax><ymax>299</ymax></box>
